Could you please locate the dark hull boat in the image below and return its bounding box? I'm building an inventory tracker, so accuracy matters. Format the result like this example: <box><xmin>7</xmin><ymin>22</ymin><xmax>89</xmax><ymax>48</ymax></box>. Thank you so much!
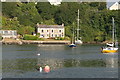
<box><xmin>69</xmin><ymin>44</ymin><xmax>76</xmax><ymax>47</ymax></box>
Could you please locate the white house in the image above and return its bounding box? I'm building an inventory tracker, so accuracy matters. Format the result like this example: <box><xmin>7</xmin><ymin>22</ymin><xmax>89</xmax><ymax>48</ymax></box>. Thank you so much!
<box><xmin>0</xmin><ymin>30</ymin><xmax>17</xmax><ymax>39</ymax></box>
<box><xmin>48</xmin><ymin>0</ymin><xmax>62</xmax><ymax>6</ymax></box>
<box><xmin>108</xmin><ymin>2</ymin><xmax>120</xmax><ymax>10</ymax></box>
<box><xmin>37</xmin><ymin>24</ymin><xmax>65</xmax><ymax>38</ymax></box>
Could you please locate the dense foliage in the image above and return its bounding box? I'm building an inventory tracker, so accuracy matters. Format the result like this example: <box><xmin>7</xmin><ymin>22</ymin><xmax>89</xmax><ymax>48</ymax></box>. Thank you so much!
<box><xmin>1</xmin><ymin>2</ymin><xmax>120</xmax><ymax>42</ymax></box>
<box><xmin>23</xmin><ymin>34</ymin><xmax>38</xmax><ymax>40</ymax></box>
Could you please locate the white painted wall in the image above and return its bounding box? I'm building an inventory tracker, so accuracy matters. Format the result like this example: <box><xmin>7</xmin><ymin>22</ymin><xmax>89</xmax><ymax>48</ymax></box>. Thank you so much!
<box><xmin>109</xmin><ymin>2</ymin><xmax>119</xmax><ymax>10</ymax></box>
<box><xmin>37</xmin><ymin>27</ymin><xmax>64</xmax><ymax>38</ymax></box>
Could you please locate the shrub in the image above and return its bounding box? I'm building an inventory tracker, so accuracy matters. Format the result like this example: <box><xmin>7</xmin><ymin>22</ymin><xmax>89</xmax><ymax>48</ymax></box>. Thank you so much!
<box><xmin>54</xmin><ymin>37</ymin><xmax>64</xmax><ymax>40</ymax></box>
<box><xmin>36</xmin><ymin>33</ymin><xmax>40</xmax><ymax>37</ymax></box>
<box><xmin>23</xmin><ymin>34</ymin><xmax>38</xmax><ymax>40</ymax></box>
<box><xmin>37</xmin><ymin>38</ymin><xmax>44</xmax><ymax>41</ymax></box>
<box><xmin>64</xmin><ymin>37</ymin><xmax>70</xmax><ymax>40</ymax></box>
<box><xmin>60</xmin><ymin>37</ymin><xmax>64</xmax><ymax>40</ymax></box>
<box><xmin>0</xmin><ymin>36</ymin><xmax>2</xmax><ymax>40</ymax></box>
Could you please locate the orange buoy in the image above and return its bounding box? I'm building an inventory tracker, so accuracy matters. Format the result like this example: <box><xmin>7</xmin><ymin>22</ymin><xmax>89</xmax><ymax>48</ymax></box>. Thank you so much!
<box><xmin>44</xmin><ymin>65</ymin><xmax>50</xmax><ymax>73</ymax></box>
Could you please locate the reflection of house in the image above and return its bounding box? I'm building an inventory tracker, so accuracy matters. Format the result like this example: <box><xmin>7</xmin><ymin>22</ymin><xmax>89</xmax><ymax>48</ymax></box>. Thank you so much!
<box><xmin>36</xmin><ymin>24</ymin><xmax>65</xmax><ymax>38</ymax></box>
<box><xmin>0</xmin><ymin>30</ymin><xmax>17</xmax><ymax>39</ymax></box>
<box><xmin>108</xmin><ymin>2</ymin><xmax>120</xmax><ymax>10</ymax></box>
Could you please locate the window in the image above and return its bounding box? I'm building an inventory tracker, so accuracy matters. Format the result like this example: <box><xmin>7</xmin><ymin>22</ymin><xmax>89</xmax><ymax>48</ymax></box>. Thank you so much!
<box><xmin>4</xmin><ymin>31</ymin><xmax>8</xmax><ymax>35</ymax></box>
<box><xmin>55</xmin><ymin>34</ymin><xmax>57</xmax><ymax>37</ymax></box>
<box><xmin>51</xmin><ymin>30</ymin><xmax>53</xmax><ymax>32</ymax></box>
<box><xmin>2</xmin><ymin>31</ymin><xmax>4</xmax><ymax>34</ymax></box>
<box><xmin>59</xmin><ymin>34</ymin><xmax>61</xmax><ymax>37</ymax></box>
<box><xmin>4</xmin><ymin>31</ymin><xmax>8</xmax><ymax>34</ymax></box>
<box><xmin>41</xmin><ymin>30</ymin><xmax>44</xmax><ymax>33</ymax></box>
<box><xmin>9</xmin><ymin>31</ymin><xmax>12</xmax><ymax>35</ymax></box>
<box><xmin>14</xmin><ymin>31</ymin><xmax>17</xmax><ymax>35</ymax></box>
<box><xmin>52</xmin><ymin>34</ymin><xmax>53</xmax><ymax>37</ymax></box>
<box><xmin>62</xmin><ymin>33</ymin><xmax>63</xmax><ymax>37</ymax></box>
<box><xmin>41</xmin><ymin>34</ymin><xmax>44</xmax><ymax>37</ymax></box>
<box><xmin>59</xmin><ymin>30</ymin><xmax>61</xmax><ymax>32</ymax></box>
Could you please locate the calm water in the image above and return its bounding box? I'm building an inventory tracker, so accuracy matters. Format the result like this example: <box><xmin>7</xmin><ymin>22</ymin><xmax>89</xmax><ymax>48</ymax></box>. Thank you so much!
<box><xmin>2</xmin><ymin>44</ymin><xmax>118</xmax><ymax>78</ymax></box>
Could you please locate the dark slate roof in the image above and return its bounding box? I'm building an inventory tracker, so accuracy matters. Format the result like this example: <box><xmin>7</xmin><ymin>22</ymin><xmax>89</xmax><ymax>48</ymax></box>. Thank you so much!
<box><xmin>118</xmin><ymin>1</ymin><xmax>120</xmax><ymax>4</ymax></box>
<box><xmin>107</xmin><ymin>2</ymin><xmax>115</xmax><ymax>8</ymax></box>
<box><xmin>107</xmin><ymin>1</ymin><xmax>120</xmax><ymax>8</ymax></box>
<box><xmin>37</xmin><ymin>25</ymin><xmax>64</xmax><ymax>28</ymax></box>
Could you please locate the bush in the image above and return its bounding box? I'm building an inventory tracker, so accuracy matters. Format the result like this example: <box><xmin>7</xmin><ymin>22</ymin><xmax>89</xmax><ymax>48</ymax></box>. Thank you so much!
<box><xmin>36</xmin><ymin>33</ymin><xmax>40</xmax><ymax>37</ymax></box>
<box><xmin>64</xmin><ymin>37</ymin><xmax>70</xmax><ymax>40</ymax></box>
<box><xmin>54</xmin><ymin>37</ymin><xmax>64</xmax><ymax>40</ymax></box>
<box><xmin>60</xmin><ymin>37</ymin><xmax>64</xmax><ymax>40</ymax></box>
<box><xmin>37</xmin><ymin>38</ymin><xmax>44</xmax><ymax>41</ymax></box>
<box><xmin>0</xmin><ymin>36</ymin><xmax>3</xmax><ymax>40</ymax></box>
<box><xmin>23</xmin><ymin>35</ymin><xmax>38</xmax><ymax>40</ymax></box>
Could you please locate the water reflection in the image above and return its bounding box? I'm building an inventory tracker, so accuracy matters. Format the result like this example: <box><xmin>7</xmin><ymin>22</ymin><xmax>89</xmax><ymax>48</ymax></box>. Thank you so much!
<box><xmin>105</xmin><ymin>53</ymin><xmax>118</xmax><ymax>68</ymax></box>
<box><xmin>37</xmin><ymin>58</ymin><xmax>117</xmax><ymax>70</ymax></box>
<box><xmin>105</xmin><ymin>55</ymin><xmax>118</xmax><ymax>68</ymax></box>
<box><xmin>37</xmin><ymin>58</ymin><xmax>63</xmax><ymax>70</ymax></box>
<box><xmin>3</xmin><ymin>54</ymin><xmax>118</xmax><ymax>72</ymax></box>
<box><xmin>2</xmin><ymin>44</ymin><xmax>118</xmax><ymax>78</ymax></box>
<box><xmin>37</xmin><ymin>44</ymin><xmax>65</xmax><ymax>51</ymax></box>
<box><xmin>3</xmin><ymin>58</ymin><xmax>37</xmax><ymax>73</ymax></box>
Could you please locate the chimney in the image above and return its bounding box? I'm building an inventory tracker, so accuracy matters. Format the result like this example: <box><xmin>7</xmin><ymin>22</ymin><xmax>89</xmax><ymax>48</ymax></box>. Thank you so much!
<box><xmin>62</xmin><ymin>23</ymin><xmax>64</xmax><ymax>26</ymax></box>
<box><xmin>37</xmin><ymin>23</ymin><xmax>39</xmax><ymax>26</ymax></box>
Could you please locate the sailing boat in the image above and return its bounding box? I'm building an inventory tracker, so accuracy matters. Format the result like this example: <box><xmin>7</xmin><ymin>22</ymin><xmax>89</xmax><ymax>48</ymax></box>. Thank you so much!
<box><xmin>101</xmin><ymin>17</ymin><xmax>118</xmax><ymax>53</ymax></box>
<box><xmin>75</xmin><ymin>9</ymin><xmax>83</xmax><ymax>45</ymax></box>
<box><xmin>69</xmin><ymin>24</ymin><xmax>76</xmax><ymax>47</ymax></box>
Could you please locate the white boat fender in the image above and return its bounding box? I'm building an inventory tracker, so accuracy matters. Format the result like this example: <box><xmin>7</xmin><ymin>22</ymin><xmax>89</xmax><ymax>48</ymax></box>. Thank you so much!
<box><xmin>39</xmin><ymin>67</ymin><xmax>42</xmax><ymax>72</ymax></box>
<box><xmin>37</xmin><ymin>53</ymin><xmax>40</xmax><ymax>56</ymax></box>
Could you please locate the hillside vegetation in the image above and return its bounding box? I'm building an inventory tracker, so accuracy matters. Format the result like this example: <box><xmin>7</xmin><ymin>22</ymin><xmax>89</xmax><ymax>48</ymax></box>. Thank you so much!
<box><xmin>1</xmin><ymin>2</ymin><xmax>120</xmax><ymax>42</ymax></box>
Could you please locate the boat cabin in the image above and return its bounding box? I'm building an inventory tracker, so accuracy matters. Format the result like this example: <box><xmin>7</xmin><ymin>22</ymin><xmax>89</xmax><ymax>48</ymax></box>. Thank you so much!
<box><xmin>106</xmin><ymin>43</ymin><xmax>114</xmax><ymax>47</ymax></box>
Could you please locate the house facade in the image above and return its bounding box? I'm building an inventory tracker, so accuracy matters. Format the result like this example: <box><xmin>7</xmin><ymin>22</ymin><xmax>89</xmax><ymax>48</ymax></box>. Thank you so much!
<box><xmin>0</xmin><ymin>30</ymin><xmax>17</xmax><ymax>39</ymax></box>
<box><xmin>48</xmin><ymin>0</ymin><xmax>62</xmax><ymax>6</ymax></box>
<box><xmin>108</xmin><ymin>2</ymin><xmax>120</xmax><ymax>10</ymax></box>
<box><xmin>37</xmin><ymin>24</ymin><xmax>65</xmax><ymax>38</ymax></box>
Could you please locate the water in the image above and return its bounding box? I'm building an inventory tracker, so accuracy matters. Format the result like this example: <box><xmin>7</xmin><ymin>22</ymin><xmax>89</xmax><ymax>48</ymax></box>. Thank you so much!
<box><xmin>2</xmin><ymin>44</ymin><xmax>118</xmax><ymax>78</ymax></box>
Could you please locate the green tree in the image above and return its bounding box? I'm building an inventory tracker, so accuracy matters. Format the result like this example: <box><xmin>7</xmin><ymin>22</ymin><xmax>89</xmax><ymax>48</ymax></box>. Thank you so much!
<box><xmin>2</xmin><ymin>2</ymin><xmax>120</xmax><ymax>42</ymax></box>
<box><xmin>2</xmin><ymin>17</ymin><xmax>20</xmax><ymax>30</ymax></box>
<box><xmin>18</xmin><ymin>26</ymin><xmax>35</xmax><ymax>35</ymax></box>
<box><xmin>2</xmin><ymin>2</ymin><xmax>18</xmax><ymax>18</ymax></box>
<box><xmin>16</xmin><ymin>2</ymin><xmax>43</xmax><ymax>26</ymax></box>
<box><xmin>36</xmin><ymin>2</ymin><xmax>57</xmax><ymax>20</ymax></box>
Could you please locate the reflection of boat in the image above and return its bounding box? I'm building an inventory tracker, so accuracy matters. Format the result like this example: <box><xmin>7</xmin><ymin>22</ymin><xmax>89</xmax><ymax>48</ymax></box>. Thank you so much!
<box><xmin>101</xmin><ymin>17</ymin><xmax>118</xmax><ymax>53</ymax></box>
<box><xmin>75</xmin><ymin>9</ymin><xmax>83</xmax><ymax>45</ymax></box>
<box><xmin>105</xmin><ymin>57</ymin><xmax>118</xmax><ymax>68</ymax></box>
<box><xmin>69</xmin><ymin>43</ymin><xmax>76</xmax><ymax>47</ymax></box>
<box><xmin>69</xmin><ymin>23</ymin><xmax>76</xmax><ymax>48</ymax></box>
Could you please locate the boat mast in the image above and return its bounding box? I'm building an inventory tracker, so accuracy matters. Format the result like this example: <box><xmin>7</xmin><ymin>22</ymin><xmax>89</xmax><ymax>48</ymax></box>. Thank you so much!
<box><xmin>115</xmin><ymin>26</ymin><xmax>118</xmax><ymax>47</ymax></box>
<box><xmin>77</xmin><ymin>9</ymin><xmax>80</xmax><ymax>40</ymax></box>
<box><xmin>72</xmin><ymin>23</ymin><xmax>75</xmax><ymax>44</ymax></box>
<box><xmin>112</xmin><ymin>17</ymin><xmax>115</xmax><ymax>45</ymax></box>
<box><xmin>112</xmin><ymin>17</ymin><xmax>118</xmax><ymax>48</ymax></box>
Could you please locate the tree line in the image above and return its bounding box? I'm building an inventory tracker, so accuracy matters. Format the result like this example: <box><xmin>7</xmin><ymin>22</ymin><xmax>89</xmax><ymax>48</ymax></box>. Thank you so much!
<box><xmin>1</xmin><ymin>2</ymin><xmax>120</xmax><ymax>42</ymax></box>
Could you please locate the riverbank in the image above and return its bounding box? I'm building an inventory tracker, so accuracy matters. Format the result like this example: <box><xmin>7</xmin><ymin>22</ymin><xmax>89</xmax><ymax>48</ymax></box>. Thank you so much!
<box><xmin>1</xmin><ymin>39</ymin><xmax>70</xmax><ymax>45</ymax></box>
<box><xmin>1</xmin><ymin>39</ymin><xmax>119</xmax><ymax>45</ymax></box>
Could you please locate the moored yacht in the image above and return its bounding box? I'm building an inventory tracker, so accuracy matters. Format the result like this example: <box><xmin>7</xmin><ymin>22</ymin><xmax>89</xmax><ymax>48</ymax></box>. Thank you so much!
<box><xmin>101</xmin><ymin>17</ymin><xmax>118</xmax><ymax>53</ymax></box>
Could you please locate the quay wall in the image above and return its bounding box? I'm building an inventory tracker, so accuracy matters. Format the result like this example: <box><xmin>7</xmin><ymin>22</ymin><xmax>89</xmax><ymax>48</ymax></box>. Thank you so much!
<box><xmin>1</xmin><ymin>40</ymin><xmax>70</xmax><ymax>45</ymax></box>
